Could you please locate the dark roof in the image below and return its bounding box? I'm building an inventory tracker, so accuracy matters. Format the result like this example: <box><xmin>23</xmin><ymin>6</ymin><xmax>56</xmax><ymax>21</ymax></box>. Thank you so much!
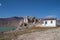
<box><xmin>43</xmin><ymin>18</ymin><xmax>57</xmax><ymax>20</ymax></box>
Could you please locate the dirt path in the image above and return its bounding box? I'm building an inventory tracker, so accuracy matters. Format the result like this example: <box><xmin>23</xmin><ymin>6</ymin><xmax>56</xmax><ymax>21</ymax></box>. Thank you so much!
<box><xmin>16</xmin><ymin>28</ymin><xmax>60</xmax><ymax>40</ymax></box>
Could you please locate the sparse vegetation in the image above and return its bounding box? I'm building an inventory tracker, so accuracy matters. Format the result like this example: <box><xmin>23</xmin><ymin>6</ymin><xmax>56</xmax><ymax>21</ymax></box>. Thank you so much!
<box><xmin>0</xmin><ymin>27</ymin><xmax>59</xmax><ymax>40</ymax></box>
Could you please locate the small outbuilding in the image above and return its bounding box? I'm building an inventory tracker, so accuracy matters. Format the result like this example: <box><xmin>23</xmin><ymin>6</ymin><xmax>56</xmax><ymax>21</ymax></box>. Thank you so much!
<box><xmin>36</xmin><ymin>18</ymin><xmax>57</xmax><ymax>27</ymax></box>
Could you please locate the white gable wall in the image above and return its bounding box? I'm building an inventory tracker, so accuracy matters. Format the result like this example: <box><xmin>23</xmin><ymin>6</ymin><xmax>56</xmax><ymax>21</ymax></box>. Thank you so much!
<box><xmin>24</xmin><ymin>17</ymin><xmax>28</xmax><ymax>23</ymax></box>
<box><xmin>42</xmin><ymin>20</ymin><xmax>56</xmax><ymax>27</ymax></box>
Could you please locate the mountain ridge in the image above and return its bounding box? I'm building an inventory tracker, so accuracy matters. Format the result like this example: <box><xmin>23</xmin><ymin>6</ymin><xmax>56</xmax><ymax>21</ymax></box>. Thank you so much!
<box><xmin>0</xmin><ymin>16</ymin><xmax>23</xmax><ymax>27</ymax></box>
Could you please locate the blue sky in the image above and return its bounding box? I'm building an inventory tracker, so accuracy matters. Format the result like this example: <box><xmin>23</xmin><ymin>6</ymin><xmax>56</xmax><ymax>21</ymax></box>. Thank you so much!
<box><xmin>0</xmin><ymin>0</ymin><xmax>60</xmax><ymax>19</ymax></box>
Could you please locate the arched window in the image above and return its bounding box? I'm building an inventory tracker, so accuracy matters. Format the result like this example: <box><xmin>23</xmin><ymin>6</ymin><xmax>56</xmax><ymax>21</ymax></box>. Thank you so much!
<box><xmin>45</xmin><ymin>21</ymin><xmax>47</xmax><ymax>24</ymax></box>
<box><xmin>51</xmin><ymin>21</ymin><xmax>53</xmax><ymax>23</ymax></box>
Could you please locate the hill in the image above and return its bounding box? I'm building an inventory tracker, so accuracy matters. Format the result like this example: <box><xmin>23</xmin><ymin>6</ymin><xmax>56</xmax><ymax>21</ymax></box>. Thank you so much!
<box><xmin>0</xmin><ymin>16</ymin><xmax>23</xmax><ymax>27</ymax></box>
<box><xmin>57</xmin><ymin>20</ymin><xmax>60</xmax><ymax>26</ymax></box>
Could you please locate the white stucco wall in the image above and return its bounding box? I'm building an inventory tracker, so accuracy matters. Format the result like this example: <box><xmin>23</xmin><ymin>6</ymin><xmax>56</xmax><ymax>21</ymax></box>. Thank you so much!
<box><xmin>24</xmin><ymin>17</ymin><xmax>28</xmax><ymax>23</ymax></box>
<box><xmin>42</xmin><ymin>20</ymin><xmax>56</xmax><ymax>27</ymax></box>
<box><xmin>36</xmin><ymin>20</ymin><xmax>56</xmax><ymax>27</ymax></box>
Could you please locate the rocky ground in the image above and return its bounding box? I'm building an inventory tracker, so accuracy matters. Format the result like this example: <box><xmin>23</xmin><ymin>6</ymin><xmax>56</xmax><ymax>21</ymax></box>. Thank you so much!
<box><xmin>15</xmin><ymin>27</ymin><xmax>60</xmax><ymax>40</ymax></box>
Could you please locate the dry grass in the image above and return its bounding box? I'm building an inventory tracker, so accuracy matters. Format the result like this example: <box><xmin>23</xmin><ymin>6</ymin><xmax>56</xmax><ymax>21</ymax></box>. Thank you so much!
<box><xmin>0</xmin><ymin>26</ymin><xmax>59</xmax><ymax>40</ymax></box>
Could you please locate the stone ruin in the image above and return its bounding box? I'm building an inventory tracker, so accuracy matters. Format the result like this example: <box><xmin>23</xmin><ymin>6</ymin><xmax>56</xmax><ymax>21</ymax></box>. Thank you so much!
<box><xmin>16</xmin><ymin>16</ymin><xmax>39</xmax><ymax>30</ymax></box>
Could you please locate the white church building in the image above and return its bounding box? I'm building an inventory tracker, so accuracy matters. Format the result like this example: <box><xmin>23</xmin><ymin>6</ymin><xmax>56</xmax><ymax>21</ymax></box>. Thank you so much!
<box><xmin>36</xmin><ymin>18</ymin><xmax>57</xmax><ymax>27</ymax></box>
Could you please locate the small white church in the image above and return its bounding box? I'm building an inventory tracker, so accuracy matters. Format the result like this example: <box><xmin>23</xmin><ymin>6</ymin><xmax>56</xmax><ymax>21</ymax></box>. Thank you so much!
<box><xmin>40</xmin><ymin>18</ymin><xmax>57</xmax><ymax>27</ymax></box>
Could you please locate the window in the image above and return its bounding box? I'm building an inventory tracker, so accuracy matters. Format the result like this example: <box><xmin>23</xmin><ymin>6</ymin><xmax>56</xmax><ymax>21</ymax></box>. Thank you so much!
<box><xmin>51</xmin><ymin>21</ymin><xmax>53</xmax><ymax>23</ymax></box>
<box><xmin>45</xmin><ymin>21</ymin><xmax>47</xmax><ymax>24</ymax></box>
